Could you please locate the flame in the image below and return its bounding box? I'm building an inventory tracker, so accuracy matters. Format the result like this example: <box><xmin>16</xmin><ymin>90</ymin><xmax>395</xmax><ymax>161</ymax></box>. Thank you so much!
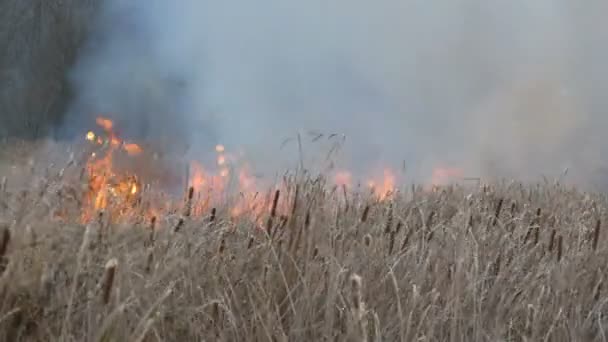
<box><xmin>80</xmin><ymin>116</ymin><xmax>144</xmax><ymax>223</ymax></box>
<box><xmin>96</xmin><ymin>117</ymin><xmax>114</xmax><ymax>131</ymax></box>
<box><xmin>73</xmin><ymin>115</ymin><xmax>468</xmax><ymax>226</ymax></box>
<box><xmin>123</xmin><ymin>143</ymin><xmax>143</xmax><ymax>156</ymax></box>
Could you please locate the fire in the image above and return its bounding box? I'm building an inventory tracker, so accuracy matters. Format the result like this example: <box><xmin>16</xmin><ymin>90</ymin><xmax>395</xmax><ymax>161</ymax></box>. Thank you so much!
<box><xmin>365</xmin><ymin>168</ymin><xmax>396</xmax><ymax>200</ymax></box>
<box><xmin>80</xmin><ymin>117</ymin><xmax>144</xmax><ymax>223</ymax></box>
<box><xmin>96</xmin><ymin>117</ymin><xmax>114</xmax><ymax>131</ymax></box>
<box><xmin>72</xmin><ymin>115</ymin><xmax>467</xmax><ymax>226</ymax></box>
<box><xmin>123</xmin><ymin>143</ymin><xmax>143</xmax><ymax>156</ymax></box>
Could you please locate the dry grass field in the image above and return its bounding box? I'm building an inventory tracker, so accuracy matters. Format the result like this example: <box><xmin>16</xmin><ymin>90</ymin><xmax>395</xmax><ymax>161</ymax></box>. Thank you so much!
<box><xmin>0</xmin><ymin>141</ymin><xmax>607</xmax><ymax>341</ymax></box>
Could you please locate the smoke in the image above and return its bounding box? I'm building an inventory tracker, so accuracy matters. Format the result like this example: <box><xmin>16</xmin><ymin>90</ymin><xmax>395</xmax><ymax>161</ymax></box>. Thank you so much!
<box><xmin>61</xmin><ymin>0</ymin><xmax>608</xmax><ymax>186</ymax></box>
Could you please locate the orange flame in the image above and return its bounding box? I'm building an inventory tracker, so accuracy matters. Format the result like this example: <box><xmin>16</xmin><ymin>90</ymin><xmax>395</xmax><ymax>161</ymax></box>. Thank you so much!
<box><xmin>123</xmin><ymin>143</ymin><xmax>143</xmax><ymax>156</ymax></box>
<box><xmin>96</xmin><ymin>117</ymin><xmax>114</xmax><ymax>131</ymax></box>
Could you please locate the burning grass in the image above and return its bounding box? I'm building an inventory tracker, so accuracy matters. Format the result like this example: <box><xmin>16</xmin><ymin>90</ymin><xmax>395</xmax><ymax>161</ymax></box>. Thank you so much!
<box><xmin>0</xmin><ymin>144</ymin><xmax>608</xmax><ymax>341</ymax></box>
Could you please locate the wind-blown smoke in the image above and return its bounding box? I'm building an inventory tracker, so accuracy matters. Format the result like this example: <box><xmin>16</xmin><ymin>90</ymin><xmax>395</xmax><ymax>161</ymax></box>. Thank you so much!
<box><xmin>61</xmin><ymin>0</ymin><xmax>608</xmax><ymax>187</ymax></box>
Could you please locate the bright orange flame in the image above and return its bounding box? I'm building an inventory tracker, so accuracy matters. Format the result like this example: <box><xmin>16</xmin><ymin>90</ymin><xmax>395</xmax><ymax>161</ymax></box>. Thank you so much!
<box><xmin>190</xmin><ymin>161</ymin><xmax>208</xmax><ymax>191</ymax></box>
<box><xmin>361</xmin><ymin>168</ymin><xmax>396</xmax><ymax>200</ymax></box>
<box><xmin>123</xmin><ymin>143</ymin><xmax>143</xmax><ymax>156</ymax></box>
<box><xmin>96</xmin><ymin>117</ymin><xmax>114</xmax><ymax>131</ymax></box>
<box><xmin>110</xmin><ymin>137</ymin><xmax>121</xmax><ymax>147</ymax></box>
<box><xmin>86</xmin><ymin>131</ymin><xmax>95</xmax><ymax>141</ymax></box>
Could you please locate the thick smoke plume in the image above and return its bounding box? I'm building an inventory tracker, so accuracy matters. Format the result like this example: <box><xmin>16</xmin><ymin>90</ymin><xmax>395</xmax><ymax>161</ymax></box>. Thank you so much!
<box><xmin>62</xmin><ymin>1</ymin><xmax>608</xmax><ymax>187</ymax></box>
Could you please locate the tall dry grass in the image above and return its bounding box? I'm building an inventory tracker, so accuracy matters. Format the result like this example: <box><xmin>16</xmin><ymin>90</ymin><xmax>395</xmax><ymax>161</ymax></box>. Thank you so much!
<box><xmin>0</xmin><ymin>147</ymin><xmax>607</xmax><ymax>341</ymax></box>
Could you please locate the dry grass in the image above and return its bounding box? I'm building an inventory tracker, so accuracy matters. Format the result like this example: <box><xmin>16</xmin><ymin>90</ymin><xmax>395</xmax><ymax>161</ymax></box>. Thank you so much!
<box><xmin>1</xmin><ymin>146</ymin><xmax>608</xmax><ymax>341</ymax></box>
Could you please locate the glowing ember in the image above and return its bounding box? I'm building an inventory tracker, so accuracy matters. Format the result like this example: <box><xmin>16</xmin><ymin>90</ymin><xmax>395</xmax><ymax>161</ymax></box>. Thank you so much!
<box><xmin>86</xmin><ymin>131</ymin><xmax>96</xmax><ymax>141</ymax></box>
<box><xmin>215</xmin><ymin>144</ymin><xmax>225</xmax><ymax>153</ymax></box>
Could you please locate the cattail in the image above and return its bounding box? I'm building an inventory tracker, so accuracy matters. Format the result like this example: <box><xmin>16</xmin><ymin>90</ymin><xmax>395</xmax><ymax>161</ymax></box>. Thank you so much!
<box><xmin>533</xmin><ymin>226</ymin><xmax>539</xmax><ymax>246</ymax></box>
<box><xmin>384</xmin><ymin>202</ymin><xmax>393</xmax><ymax>234</ymax></box>
<box><xmin>401</xmin><ymin>228</ymin><xmax>413</xmax><ymax>252</ymax></box>
<box><xmin>593</xmin><ymin>219</ymin><xmax>601</xmax><ymax>251</ymax></box>
<box><xmin>312</xmin><ymin>246</ymin><xmax>319</xmax><ymax>259</ymax></box>
<box><xmin>0</xmin><ymin>226</ymin><xmax>10</xmax><ymax>274</ymax></box>
<box><xmin>492</xmin><ymin>253</ymin><xmax>501</xmax><ymax>277</ymax></box>
<box><xmin>363</xmin><ymin>234</ymin><xmax>372</xmax><ymax>248</ymax></box>
<box><xmin>218</xmin><ymin>238</ymin><xmax>226</xmax><ymax>256</ymax></box>
<box><xmin>210</xmin><ymin>208</ymin><xmax>216</xmax><ymax>223</ymax></box>
<box><xmin>426</xmin><ymin>210</ymin><xmax>435</xmax><ymax>228</ymax></box>
<box><xmin>101</xmin><ymin>258</ymin><xmax>118</xmax><ymax>305</ymax></box>
<box><xmin>510</xmin><ymin>201</ymin><xmax>517</xmax><ymax>216</ymax></box>
<box><xmin>184</xmin><ymin>186</ymin><xmax>194</xmax><ymax>217</ymax></box>
<box><xmin>292</xmin><ymin>185</ymin><xmax>299</xmax><ymax>216</ymax></box>
<box><xmin>361</xmin><ymin>205</ymin><xmax>370</xmax><ymax>223</ymax></box>
<box><xmin>144</xmin><ymin>249</ymin><xmax>153</xmax><ymax>274</ymax></box>
<box><xmin>271</xmin><ymin>189</ymin><xmax>280</xmax><ymax>216</ymax></box>
<box><xmin>148</xmin><ymin>216</ymin><xmax>156</xmax><ymax>247</ymax></box>
<box><xmin>211</xmin><ymin>302</ymin><xmax>220</xmax><ymax>324</ymax></box>
<box><xmin>426</xmin><ymin>229</ymin><xmax>435</xmax><ymax>243</ymax></box>
<box><xmin>395</xmin><ymin>221</ymin><xmax>403</xmax><ymax>235</ymax></box>
<box><xmin>350</xmin><ymin>273</ymin><xmax>363</xmax><ymax>313</ymax></box>
<box><xmin>304</xmin><ymin>209</ymin><xmax>311</xmax><ymax>228</ymax></box>
<box><xmin>173</xmin><ymin>218</ymin><xmax>184</xmax><ymax>233</ymax></box>
<box><xmin>97</xmin><ymin>211</ymin><xmax>104</xmax><ymax>245</ymax></box>
<box><xmin>548</xmin><ymin>229</ymin><xmax>556</xmax><ymax>252</ymax></box>
<box><xmin>388</xmin><ymin>231</ymin><xmax>396</xmax><ymax>255</ymax></box>
<box><xmin>247</xmin><ymin>237</ymin><xmax>254</xmax><ymax>249</ymax></box>
<box><xmin>557</xmin><ymin>235</ymin><xmax>563</xmax><ymax>262</ymax></box>
<box><xmin>492</xmin><ymin>198</ymin><xmax>504</xmax><ymax>226</ymax></box>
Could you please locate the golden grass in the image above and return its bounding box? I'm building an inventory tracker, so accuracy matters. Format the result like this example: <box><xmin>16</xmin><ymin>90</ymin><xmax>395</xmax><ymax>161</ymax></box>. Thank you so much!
<box><xmin>1</xmin><ymin>147</ymin><xmax>608</xmax><ymax>341</ymax></box>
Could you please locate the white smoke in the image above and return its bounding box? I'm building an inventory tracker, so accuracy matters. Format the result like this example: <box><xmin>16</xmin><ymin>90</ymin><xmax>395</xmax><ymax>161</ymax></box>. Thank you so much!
<box><xmin>63</xmin><ymin>0</ymin><xmax>608</xmax><ymax>187</ymax></box>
